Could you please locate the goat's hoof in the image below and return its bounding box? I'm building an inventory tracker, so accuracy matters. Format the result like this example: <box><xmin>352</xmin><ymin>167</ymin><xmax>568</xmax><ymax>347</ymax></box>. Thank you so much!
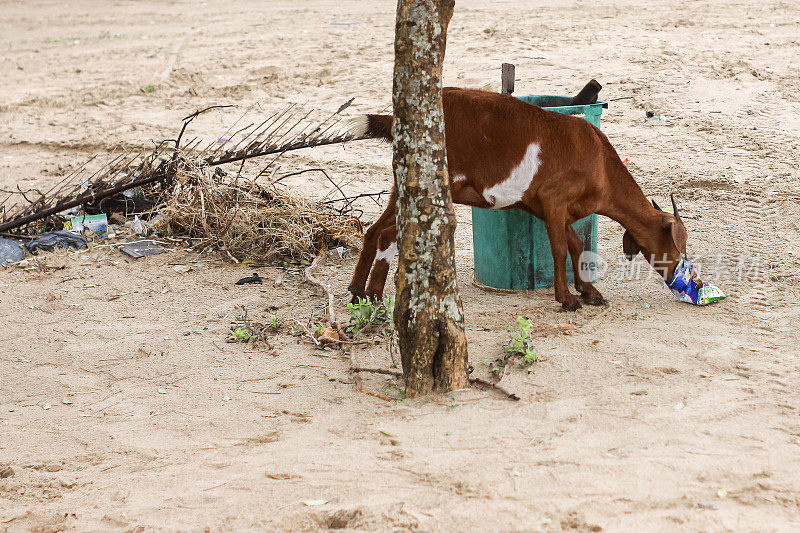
<box><xmin>581</xmin><ymin>293</ymin><xmax>606</xmax><ymax>306</ymax></box>
<box><xmin>349</xmin><ymin>289</ymin><xmax>366</xmax><ymax>304</ymax></box>
<box><xmin>365</xmin><ymin>292</ymin><xmax>383</xmax><ymax>303</ymax></box>
<box><xmin>560</xmin><ymin>297</ymin><xmax>582</xmax><ymax>312</ymax></box>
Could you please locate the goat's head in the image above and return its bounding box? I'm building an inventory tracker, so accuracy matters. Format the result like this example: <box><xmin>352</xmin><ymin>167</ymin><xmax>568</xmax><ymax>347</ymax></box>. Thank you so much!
<box><xmin>622</xmin><ymin>194</ymin><xmax>688</xmax><ymax>280</ymax></box>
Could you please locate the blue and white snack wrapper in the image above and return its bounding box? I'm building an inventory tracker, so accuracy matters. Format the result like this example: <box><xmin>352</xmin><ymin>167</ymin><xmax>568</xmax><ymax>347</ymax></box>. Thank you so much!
<box><xmin>667</xmin><ymin>256</ymin><xmax>728</xmax><ymax>305</ymax></box>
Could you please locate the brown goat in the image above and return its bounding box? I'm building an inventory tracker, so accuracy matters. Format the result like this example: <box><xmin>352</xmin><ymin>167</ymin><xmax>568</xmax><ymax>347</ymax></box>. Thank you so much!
<box><xmin>349</xmin><ymin>88</ymin><xmax>688</xmax><ymax>311</ymax></box>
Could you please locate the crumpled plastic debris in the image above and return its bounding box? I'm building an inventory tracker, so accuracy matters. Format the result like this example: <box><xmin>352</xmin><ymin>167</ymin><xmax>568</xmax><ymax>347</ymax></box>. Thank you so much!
<box><xmin>328</xmin><ymin>246</ymin><xmax>347</xmax><ymax>259</ymax></box>
<box><xmin>667</xmin><ymin>256</ymin><xmax>728</xmax><ymax>305</ymax></box>
<box><xmin>125</xmin><ymin>215</ymin><xmax>150</xmax><ymax>236</ymax></box>
<box><xmin>24</xmin><ymin>231</ymin><xmax>88</xmax><ymax>253</ymax></box>
<box><xmin>0</xmin><ymin>237</ymin><xmax>24</xmax><ymax>265</ymax></box>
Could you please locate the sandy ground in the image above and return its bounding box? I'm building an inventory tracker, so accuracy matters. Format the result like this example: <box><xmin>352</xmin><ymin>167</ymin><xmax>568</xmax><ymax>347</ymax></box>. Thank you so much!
<box><xmin>2</xmin><ymin>0</ymin><xmax>800</xmax><ymax>531</ymax></box>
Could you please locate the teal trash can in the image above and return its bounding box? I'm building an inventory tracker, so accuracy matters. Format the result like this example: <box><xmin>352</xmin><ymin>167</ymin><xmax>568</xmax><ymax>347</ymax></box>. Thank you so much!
<box><xmin>472</xmin><ymin>95</ymin><xmax>608</xmax><ymax>290</ymax></box>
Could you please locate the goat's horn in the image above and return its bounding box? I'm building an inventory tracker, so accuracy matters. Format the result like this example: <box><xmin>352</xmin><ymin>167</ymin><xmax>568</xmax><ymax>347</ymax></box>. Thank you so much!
<box><xmin>671</xmin><ymin>194</ymin><xmax>680</xmax><ymax>219</ymax></box>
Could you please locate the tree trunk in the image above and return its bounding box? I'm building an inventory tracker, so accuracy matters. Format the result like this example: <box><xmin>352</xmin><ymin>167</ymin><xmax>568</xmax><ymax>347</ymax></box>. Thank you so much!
<box><xmin>392</xmin><ymin>0</ymin><xmax>469</xmax><ymax>398</ymax></box>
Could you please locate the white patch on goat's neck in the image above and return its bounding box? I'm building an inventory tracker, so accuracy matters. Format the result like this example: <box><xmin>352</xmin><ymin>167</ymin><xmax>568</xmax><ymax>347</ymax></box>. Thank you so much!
<box><xmin>375</xmin><ymin>242</ymin><xmax>397</xmax><ymax>265</ymax></box>
<box><xmin>451</xmin><ymin>173</ymin><xmax>466</xmax><ymax>183</ymax></box>
<box><xmin>482</xmin><ymin>143</ymin><xmax>541</xmax><ymax>208</ymax></box>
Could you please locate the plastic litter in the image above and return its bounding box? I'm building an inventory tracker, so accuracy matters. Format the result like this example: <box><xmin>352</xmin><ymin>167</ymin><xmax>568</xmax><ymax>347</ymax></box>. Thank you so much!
<box><xmin>24</xmin><ymin>231</ymin><xmax>88</xmax><ymax>253</ymax></box>
<box><xmin>124</xmin><ymin>215</ymin><xmax>150</xmax><ymax>236</ymax></box>
<box><xmin>328</xmin><ymin>246</ymin><xmax>347</xmax><ymax>259</ymax></box>
<box><xmin>119</xmin><ymin>239</ymin><xmax>166</xmax><ymax>259</ymax></box>
<box><xmin>235</xmin><ymin>272</ymin><xmax>263</xmax><ymax>285</ymax></box>
<box><xmin>667</xmin><ymin>256</ymin><xmax>728</xmax><ymax>305</ymax></box>
<box><xmin>68</xmin><ymin>213</ymin><xmax>108</xmax><ymax>235</ymax></box>
<box><xmin>0</xmin><ymin>238</ymin><xmax>24</xmax><ymax>265</ymax></box>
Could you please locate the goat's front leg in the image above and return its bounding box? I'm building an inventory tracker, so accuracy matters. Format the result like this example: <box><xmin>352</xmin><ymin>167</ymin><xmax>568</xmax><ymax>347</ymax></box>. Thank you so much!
<box><xmin>566</xmin><ymin>224</ymin><xmax>605</xmax><ymax>305</ymax></box>
<box><xmin>544</xmin><ymin>213</ymin><xmax>581</xmax><ymax>311</ymax></box>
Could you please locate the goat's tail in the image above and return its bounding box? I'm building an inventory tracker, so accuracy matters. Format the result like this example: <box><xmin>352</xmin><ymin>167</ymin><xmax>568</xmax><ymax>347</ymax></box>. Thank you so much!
<box><xmin>349</xmin><ymin>114</ymin><xmax>393</xmax><ymax>142</ymax></box>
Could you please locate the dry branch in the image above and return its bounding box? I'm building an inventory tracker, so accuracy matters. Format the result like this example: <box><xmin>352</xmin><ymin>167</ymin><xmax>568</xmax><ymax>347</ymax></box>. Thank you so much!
<box><xmin>0</xmin><ymin>100</ymin><xmax>372</xmax><ymax>236</ymax></box>
<box><xmin>468</xmin><ymin>377</ymin><xmax>521</xmax><ymax>401</ymax></box>
<box><xmin>304</xmin><ymin>245</ymin><xmax>349</xmax><ymax>340</ymax></box>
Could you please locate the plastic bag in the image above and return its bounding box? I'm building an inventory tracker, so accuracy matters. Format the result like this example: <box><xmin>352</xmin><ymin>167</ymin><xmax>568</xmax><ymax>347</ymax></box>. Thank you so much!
<box><xmin>24</xmin><ymin>231</ymin><xmax>88</xmax><ymax>253</ymax></box>
<box><xmin>667</xmin><ymin>256</ymin><xmax>727</xmax><ymax>305</ymax></box>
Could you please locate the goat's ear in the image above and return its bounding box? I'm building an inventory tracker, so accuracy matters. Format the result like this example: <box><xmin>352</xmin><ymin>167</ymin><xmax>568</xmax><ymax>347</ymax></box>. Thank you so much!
<box><xmin>622</xmin><ymin>230</ymin><xmax>641</xmax><ymax>260</ymax></box>
<box><xmin>662</xmin><ymin>216</ymin><xmax>688</xmax><ymax>255</ymax></box>
<box><xmin>670</xmin><ymin>218</ymin><xmax>688</xmax><ymax>255</ymax></box>
<box><xmin>651</xmin><ymin>199</ymin><xmax>662</xmax><ymax>211</ymax></box>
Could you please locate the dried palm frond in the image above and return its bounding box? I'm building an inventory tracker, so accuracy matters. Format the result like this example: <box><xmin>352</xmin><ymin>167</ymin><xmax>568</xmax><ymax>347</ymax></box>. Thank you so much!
<box><xmin>0</xmin><ymin>99</ymin><xmax>368</xmax><ymax>235</ymax></box>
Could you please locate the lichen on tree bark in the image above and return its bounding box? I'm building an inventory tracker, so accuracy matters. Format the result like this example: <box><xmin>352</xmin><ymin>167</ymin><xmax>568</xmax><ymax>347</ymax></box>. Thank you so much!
<box><xmin>392</xmin><ymin>0</ymin><xmax>469</xmax><ymax>398</ymax></box>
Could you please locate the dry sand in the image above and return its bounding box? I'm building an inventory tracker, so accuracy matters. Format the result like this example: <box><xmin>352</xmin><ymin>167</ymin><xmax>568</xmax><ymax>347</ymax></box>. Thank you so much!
<box><xmin>1</xmin><ymin>0</ymin><xmax>800</xmax><ymax>531</ymax></box>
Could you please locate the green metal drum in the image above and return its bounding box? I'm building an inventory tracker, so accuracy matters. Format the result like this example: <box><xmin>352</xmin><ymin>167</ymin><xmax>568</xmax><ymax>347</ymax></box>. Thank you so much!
<box><xmin>471</xmin><ymin>96</ymin><xmax>607</xmax><ymax>290</ymax></box>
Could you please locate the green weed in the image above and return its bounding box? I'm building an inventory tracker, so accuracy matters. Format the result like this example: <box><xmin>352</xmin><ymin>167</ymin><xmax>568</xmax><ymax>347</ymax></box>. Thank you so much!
<box><xmin>230</xmin><ymin>327</ymin><xmax>251</xmax><ymax>343</ymax></box>
<box><xmin>505</xmin><ymin>316</ymin><xmax>537</xmax><ymax>369</ymax></box>
<box><xmin>267</xmin><ymin>314</ymin><xmax>282</xmax><ymax>331</ymax></box>
<box><xmin>346</xmin><ymin>295</ymin><xmax>394</xmax><ymax>335</ymax></box>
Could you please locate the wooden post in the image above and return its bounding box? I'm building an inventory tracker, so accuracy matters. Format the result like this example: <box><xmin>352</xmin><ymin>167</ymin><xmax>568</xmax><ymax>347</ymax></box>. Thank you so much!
<box><xmin>501</xmin><ymin>63</ymin><xmax>515</xmax><ymax>95</ymax></box>
<box><xmin>392</xmin><ymin>0</ymin><xmax>469</xmax><ymax>398</ymax></box>
<box><xmin>569</xmin><ymin>79</ymin><xmax>603</xmax><ymax>105</ymax></box>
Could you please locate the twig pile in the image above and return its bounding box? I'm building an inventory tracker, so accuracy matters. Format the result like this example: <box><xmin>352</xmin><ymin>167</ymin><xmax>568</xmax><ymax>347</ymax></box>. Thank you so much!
<box><xmin>158</xmin><ymin>162</ymin><xmax>362</xmax><ymax>263</ymax></box>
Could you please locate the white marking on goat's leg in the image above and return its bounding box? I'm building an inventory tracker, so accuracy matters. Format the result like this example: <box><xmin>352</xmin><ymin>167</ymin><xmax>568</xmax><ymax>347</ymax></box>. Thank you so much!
<box><xmin>374</xmin><ymin>242</ymin><xmax>398</xmax><ymax>265</ymax></box>
<box><xmin>482</xmin><ymin>142</ymin><xmax>541</xmax><ymax>208</ymax></box>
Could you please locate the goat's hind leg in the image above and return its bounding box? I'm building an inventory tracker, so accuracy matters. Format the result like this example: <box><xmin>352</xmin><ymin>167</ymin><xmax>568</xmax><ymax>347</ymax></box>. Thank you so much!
<box><xmin>348</xmin><ymin>191</ymin><xmax>396</xmax><ymax>303</ymax></box>
<box><xmin>365</xmin><ymin>225</ymin><xmax>397</xmax><ymax>302</ymax></box>
<box><xmin>566</xmin><ymin>224</ymin><xmax>605</xmax><ymax>306</ymax></box>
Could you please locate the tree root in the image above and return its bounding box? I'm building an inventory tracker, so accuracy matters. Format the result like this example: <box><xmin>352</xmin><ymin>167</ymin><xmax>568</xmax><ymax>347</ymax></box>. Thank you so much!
<box><xmin>349</xmin><ymin>359</ymin><xmax>521</xmax><ymax>402</ymax></box>
<box><xmin>468</xmin><ymin>377</ymin><xmax>520</xmax><ymax>401</ymax></box>
<box><xmin>348</xmin><ymin>348</ymin><xmax>401</xmax><ymax>402</ymax></box>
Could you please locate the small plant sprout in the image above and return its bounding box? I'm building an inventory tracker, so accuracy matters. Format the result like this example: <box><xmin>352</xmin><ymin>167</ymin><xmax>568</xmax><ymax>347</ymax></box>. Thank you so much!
<box><xmin>267</xmin><ymin>314</ymin><xmax>282</xmax><ymax>330</ymax></box>
<box><xmin>227</xmin><ymin>305</ymin><xmax>268</xmax><ymax>344</ymax></box>
<box><xmin>230</xmin><ymin>327</ymin><xmax>251</xmax><ymax>343</ymax></box>
<box><xmin>228</xmin><ymin>305</ymin><xmax>255</xmax><ymax>343</ymax></box>
<box><xmin>346</xmin><ymin>295</ymin><xmax>395</xmax><ymax>336</ymax></box>
<box><xmin>506</xmin><ymin>316</ymin><xmax>537</xmax><ymax>369</ymax></box>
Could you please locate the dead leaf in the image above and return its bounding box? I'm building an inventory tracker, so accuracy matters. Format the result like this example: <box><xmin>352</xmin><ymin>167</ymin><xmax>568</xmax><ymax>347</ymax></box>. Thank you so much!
<box><xmin>316</xmin><ymin>327</ymin><xmax>339</xmax><ymax>344</ymax></box>
<box><xmin>266</xmin><ymin>473</ymin><xmax>296</xmax><ymax>480</ymax></box>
